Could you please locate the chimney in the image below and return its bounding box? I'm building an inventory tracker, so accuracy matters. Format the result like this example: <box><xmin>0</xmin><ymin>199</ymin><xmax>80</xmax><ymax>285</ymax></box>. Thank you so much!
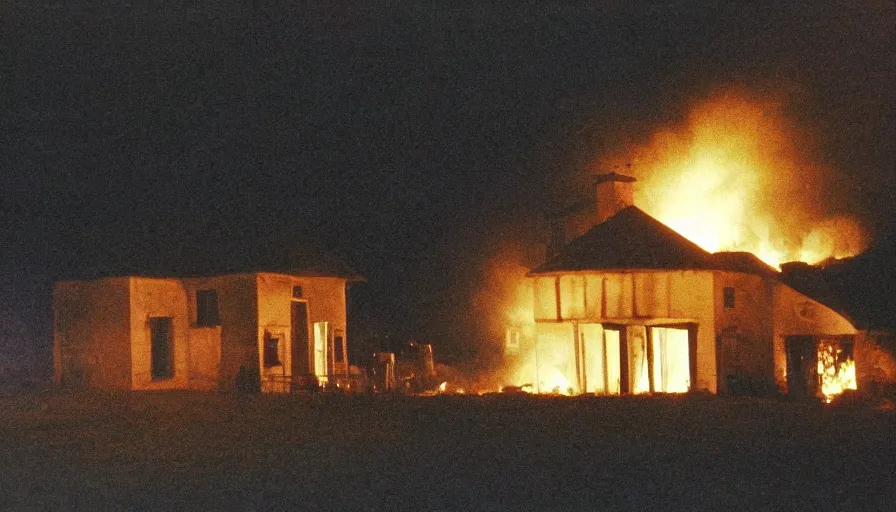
<box><xmin>595</xmin><ymin>172</ymin><xmax>636</xmax><ymax>224</ymax></box>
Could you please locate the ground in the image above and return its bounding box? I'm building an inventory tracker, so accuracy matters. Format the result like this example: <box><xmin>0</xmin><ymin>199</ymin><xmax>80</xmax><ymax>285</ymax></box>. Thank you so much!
<box><xmin>1</xmin><ymin>391</ymin><xmax>894</xmax><ymax>510</ymax></box>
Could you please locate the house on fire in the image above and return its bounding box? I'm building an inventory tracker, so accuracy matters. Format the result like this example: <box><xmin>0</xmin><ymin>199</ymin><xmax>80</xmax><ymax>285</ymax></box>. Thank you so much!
<box><xmin>53</xmin><ymin>257</ymin><xmax>362</xmax><ymax>393</ymax></box>
<box><xmin>519</xmin><ymin>172</ymin><xmax>864</xmax><ymax>397</ymax></box>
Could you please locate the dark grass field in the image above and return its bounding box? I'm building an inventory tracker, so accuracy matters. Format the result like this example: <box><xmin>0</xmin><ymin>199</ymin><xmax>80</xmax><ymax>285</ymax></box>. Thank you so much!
<box><xmin>1</xmin><ymin>391</ymin><xmax>894</xmax><ymax>511</ymax></box>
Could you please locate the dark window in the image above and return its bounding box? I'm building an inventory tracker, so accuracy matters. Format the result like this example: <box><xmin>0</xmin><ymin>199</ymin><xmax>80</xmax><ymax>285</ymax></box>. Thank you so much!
<box><xmin>334</xmin><ymin>334</ymin><xmax>345</xmax><ymax>363</ymax></box>
<box><xmin>292</xmin><ymin>285</ymin><xmax>303</xmax><ymax>298</ymax></box>
<box><xmin>264</xmin><ymin>336</ymin><xmax>282</xmax><ymax>368</ymax></box>
<box><xmin>150</xmin><ymin>317</ymin><xmax>174</xmax><ymax>380</ymax></box>
<box><xmin>723</xmin><ymin>287</ymin><xmax>735</xmax><ymax>308</ymax></box>
<box><xmin>196</xmin><ymin>289</ymin><xmax>220</xmax><ymax>327</ymax></box>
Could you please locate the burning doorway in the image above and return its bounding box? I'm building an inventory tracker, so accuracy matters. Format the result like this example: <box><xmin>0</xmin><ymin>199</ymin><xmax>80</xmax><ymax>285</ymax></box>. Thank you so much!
<box><xmin>625</xmin><ymin>325</ymin><xmax>694</xmax><ymax>394</ymax></box>
<box><xmin>786</xmin><ymin>335</ymin><xmax>857</xmax><ymax>400</ymax></box>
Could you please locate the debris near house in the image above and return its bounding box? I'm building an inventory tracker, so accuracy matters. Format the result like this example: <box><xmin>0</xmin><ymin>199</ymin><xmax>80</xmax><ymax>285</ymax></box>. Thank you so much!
<box><xmin>394</xmin><ymin>342</ymin><xmax>440</xmax><ymax>393</ymax></box>
<box><xmin>362</xmin><ymin>342</ymin><xmax>475</xmax><ymax>395</ymax></box>
<box><xmin>368</xmin><ymin>352</ymin><xmax>397</xmax><ymax>392</ymax></box>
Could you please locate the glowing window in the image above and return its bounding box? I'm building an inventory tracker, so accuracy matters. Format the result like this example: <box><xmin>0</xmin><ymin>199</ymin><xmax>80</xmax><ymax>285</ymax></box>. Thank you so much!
<box><xmin>650</xmin><ymin>327</ymin><xmax>691</xmax><ymax>393</ymax></box>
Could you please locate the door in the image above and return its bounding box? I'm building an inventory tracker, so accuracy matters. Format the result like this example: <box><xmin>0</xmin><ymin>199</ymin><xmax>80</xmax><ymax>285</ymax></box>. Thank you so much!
<box><xmin>786</xmin><ymin>336</ymin><xmax>818</xmax><ymax>397</ymax></box>
<box><xmin>150</xmin><ymin>317</ymin><xmax>174</xmax><ymax>380</ymax></box>
<box><xmin>291</xmin><ymin>302</ymin><xmax>310</xmax><ymax>376</ymax></box>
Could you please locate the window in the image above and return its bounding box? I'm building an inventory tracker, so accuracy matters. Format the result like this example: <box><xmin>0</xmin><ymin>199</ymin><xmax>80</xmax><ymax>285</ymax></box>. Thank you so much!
<box><xmin>505</xmin><ymin>329</ymin><xmax>520</xmax><ymax>356</ymax></box>
<box><xmin>196</xmin><ymin>289</ymin><xmax>220</xmax><ymax>327</ymax></box>
<box><xmin>150</xmin><ymin>317</ymin><xmax>174</xmax><ymax>380</ymax></box>
<box><xmin>264</xmin><ymin>336</ymin><xmax>282</xmax><ymax>368</ymax></box>
<box><xmin>723</xmin><ymin>287</ymin><xmax>735</xmax><ymax>308</ymax></box>
<box><xmin>292</xmin><ymin>285</ymin><xmax>303</xmax><ymax>298</ymax></box>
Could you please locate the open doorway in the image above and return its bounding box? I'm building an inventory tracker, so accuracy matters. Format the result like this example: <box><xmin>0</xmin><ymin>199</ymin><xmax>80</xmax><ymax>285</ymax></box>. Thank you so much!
<box><xmin>786</xmin><ymin>336</ymin><xmax>818</xmax><ymax>397</ymax></box>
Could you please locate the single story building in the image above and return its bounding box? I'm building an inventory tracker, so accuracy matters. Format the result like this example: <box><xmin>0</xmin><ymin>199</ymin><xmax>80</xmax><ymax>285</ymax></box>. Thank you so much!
<box><xmin>53</xmin><ymin>262</ymin><xmax>362</xmax><ymax>393</ymax></box>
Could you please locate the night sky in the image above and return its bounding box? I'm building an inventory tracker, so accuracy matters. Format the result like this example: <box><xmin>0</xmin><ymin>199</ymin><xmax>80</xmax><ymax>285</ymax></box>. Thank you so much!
<box><xmin>4</xmin><ymin>2</ymin><xmax>894</xmax><ymax>377</ymax></box>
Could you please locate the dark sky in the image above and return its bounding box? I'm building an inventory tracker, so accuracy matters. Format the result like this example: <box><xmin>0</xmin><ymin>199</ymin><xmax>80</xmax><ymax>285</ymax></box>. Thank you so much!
<box><xmin>4</xmin><ymin>1</ymin><xmax>894</xmax><ymax>374</ymax></box>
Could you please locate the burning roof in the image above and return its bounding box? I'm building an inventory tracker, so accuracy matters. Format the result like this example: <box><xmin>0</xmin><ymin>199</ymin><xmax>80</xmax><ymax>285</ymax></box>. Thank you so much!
<box><xmin>531</xmin><ymin>206</ymin><xmax>784</xmax><ymax>277</ymax></box>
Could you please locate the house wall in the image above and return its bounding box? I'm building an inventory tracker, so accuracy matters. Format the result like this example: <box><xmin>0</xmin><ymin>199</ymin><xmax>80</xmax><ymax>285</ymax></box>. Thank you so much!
<box><xmin>772</xmin><ymin>283</ymin><xmax>857</xmax><ymax>390</ymax></box>
<box><xmin>256</xmin><ymin>273</ymin><xmax>348</xmax><ymax>386</ymax></box>
<box><xmin>53</xmin><ymin>278</ymin><xmax>132</xmax><ymax>389</ymax></box>
<box><xmin>184</xmin><ymin>274</ymin><xmax>258</xmax><ymax>390</ymax></box>
<box><xmin>668</xmin><ymin>272</ymin><xmax>716</xmax><ymax>393</ymax></box>
<box><xmin>713</xmin><ymin>272</ymin><xmax>776</xmax><ymax>392</ymax></box>
<box><xmin>532</xmin><ymin>270</ymin><xmax>717</xmax><ymax>393</ymax></box>
<box><xmin>129</xmin><ymin>278</ymin><xmax>190</xmax><ymax>390</ymax></box>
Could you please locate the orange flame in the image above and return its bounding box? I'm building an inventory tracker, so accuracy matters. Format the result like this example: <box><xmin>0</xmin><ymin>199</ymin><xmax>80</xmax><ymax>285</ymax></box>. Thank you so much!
<box><xmin>818</xmin><ymin>342</ymin><xmax>857</xmax><ymax>402</ymax></box>
<box><xmin>602</xmin><ymin>90</ymin><xmax>866</xmax><ymax>267</ymax></box>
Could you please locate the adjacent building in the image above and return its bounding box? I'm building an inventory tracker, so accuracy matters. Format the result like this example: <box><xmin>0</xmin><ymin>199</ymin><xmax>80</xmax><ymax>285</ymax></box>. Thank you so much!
<box><xmin>53</xmin><ymin>268</ymin><xmax>361</xmax><ymax>393</ymax></box>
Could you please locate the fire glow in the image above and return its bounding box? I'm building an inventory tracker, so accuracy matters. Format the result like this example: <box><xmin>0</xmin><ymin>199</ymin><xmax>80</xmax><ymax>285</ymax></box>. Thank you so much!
<box><xmin>818</xmin><ymin>342</ymin><xmax>857</xmax><ymax>403</ymax></box>
<box><xmin>605</xmin><ymin>90</ymin><xmax>866</xmax><ymax>268</ymax></box>
<box><xmin>479</xmin><ymin>91</ymin><xmax>868</xmax><ymax>399</ymax></box>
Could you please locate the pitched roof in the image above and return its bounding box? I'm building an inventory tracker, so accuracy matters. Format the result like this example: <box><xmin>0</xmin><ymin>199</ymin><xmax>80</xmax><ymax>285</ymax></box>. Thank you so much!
<box><xmin>711</xmin><ymin>251</ymin><xmax>778</xmax><ymax>277</ymax></box>
<box><xmin>780</xmin><ymin>237</ymin><xmax>896</xmax><ymax>329</ymax></box>
<box><xmin>529</xmin><ymin>206</ymin><xmax>721</xmax><ymax>274</ymax></box>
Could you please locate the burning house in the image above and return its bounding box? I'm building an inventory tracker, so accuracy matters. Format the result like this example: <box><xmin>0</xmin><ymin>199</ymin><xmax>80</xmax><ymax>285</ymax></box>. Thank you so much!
<box><xmin>53</xmin><ymin>268</ymin><xmax>360</xmax><ymax>393</ymax></box>
<box><xmin>507</xmin><ymin>172</ymin><xmax>864</xmax><ymax>399</ymax></box>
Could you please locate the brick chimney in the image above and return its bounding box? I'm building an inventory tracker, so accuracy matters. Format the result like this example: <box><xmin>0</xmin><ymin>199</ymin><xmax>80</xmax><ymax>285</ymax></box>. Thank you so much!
<box><xmin>595</xmin><ymin>172</ymin><xmax>635</xmax><ymax>224</ymax></box>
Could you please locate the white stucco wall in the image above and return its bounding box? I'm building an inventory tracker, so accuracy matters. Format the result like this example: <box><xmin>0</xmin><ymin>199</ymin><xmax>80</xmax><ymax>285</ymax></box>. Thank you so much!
<box><xmin>772</xmin><ymin>283</ymin><xmax>857</xmax><ymax>389</ymax></box>
<box><xmin>129</xmin><ymin>278</ymin><xmax>191</xmax><ymax>390</ymax></box>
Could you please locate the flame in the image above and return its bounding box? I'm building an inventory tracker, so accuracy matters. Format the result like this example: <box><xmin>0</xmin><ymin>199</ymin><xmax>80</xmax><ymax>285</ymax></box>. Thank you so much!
<box><xmin>538</xmin><ymin>367</ymin><xmax>572</xmax><ymax>395</ymax></box>
<box><xmin>601</xmin><ymin>90</ymin><xmax>866</xmax><ymax>267</ymax></box>
<box><xmin>473</xmin><ymin>247</ymin><xmax>535</xmax><ymax>337</ymax></box>
<box><xmin>818</xmin><ymin>342</ymin><xmax>857</xmax><ymax>403</ymax></box>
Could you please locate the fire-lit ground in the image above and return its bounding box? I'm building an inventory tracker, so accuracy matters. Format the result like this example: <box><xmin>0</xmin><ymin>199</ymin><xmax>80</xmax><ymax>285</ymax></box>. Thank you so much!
<box><xmin>2</xmin><ymin>391</ymin><xmax>894</xmax><ymax>510</ymax></box>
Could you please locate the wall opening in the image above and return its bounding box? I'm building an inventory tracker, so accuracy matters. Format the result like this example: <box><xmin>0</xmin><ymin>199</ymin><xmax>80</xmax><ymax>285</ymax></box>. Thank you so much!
<box><xmin>628</xmin><ymin>325</ymin><xmax>650</xmax><ymax>394</ymax></box>
<box><xmin>313</xmin><ymin>321</ymin><xmax>329</xmax><ymax>380</ymax></box>
<box><xmin>264</xmin><ymin>333</ymin><xmax>282</xmax><ymax>368</ymax></box>
<box><xmin>150</xmin><ymin>317</ymin><xmax>174</xmax><ymax>380</ymax></box>
<box><xmin>649</xmin><ymin>326</ymin><xmax>691</xmax><ymax>393</ymax></box>
<box><xmin>196</xmin><ymin>289</ymin><xmax>220</xmax><ymax>327</ymax></box>
<box><xmin>290</xmin><ymin>301</ymin><xmax>310</xmax><ymax>376</ymax></box>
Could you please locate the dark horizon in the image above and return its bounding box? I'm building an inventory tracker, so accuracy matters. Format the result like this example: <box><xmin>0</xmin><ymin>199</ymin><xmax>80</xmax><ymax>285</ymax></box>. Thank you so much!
<box><xmin>4</xmin><ymin>2</ymin><xmax>894</xmax><ymax>381</ymax></box>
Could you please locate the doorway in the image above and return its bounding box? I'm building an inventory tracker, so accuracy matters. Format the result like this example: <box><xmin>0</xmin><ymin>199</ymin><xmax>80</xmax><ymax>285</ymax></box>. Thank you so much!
<box><xmin>150</xmin><ymin>317</ymin><xmax>173</xmax><ymax>380</ymax></box>
<box><xmin>785</xmin><ymin>336</ymin><xmax>818</xmax><ymax>397</ymax></box>
<box><xmin>291</xmin><ymin>301</ymin><xmax>310</xmax><ymax>376</ymax></box>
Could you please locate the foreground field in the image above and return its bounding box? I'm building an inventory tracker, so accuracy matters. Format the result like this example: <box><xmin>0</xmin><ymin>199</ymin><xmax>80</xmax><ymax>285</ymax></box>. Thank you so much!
<box><xmin>1</xmin><ymin>391</ymin><xmax>894</xmax><ymax>510</ymax></box>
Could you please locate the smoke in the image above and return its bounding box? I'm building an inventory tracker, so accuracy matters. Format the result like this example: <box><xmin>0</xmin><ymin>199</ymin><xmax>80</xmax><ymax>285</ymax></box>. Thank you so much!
<box><xmin>472</xmin><ymin>242</ymin><xmax>534</xmax><ymax>343</ymax></box>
